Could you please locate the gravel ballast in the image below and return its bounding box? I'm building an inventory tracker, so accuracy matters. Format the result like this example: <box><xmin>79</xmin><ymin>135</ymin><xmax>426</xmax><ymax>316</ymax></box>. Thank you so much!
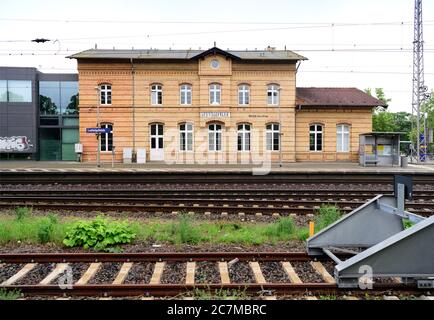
<box><xmin>0</xmin><ymin>263</ymin><xmax>24</xmax><ymax>283</ymax></box>
<box><xmin>160</xmin><ymin>262</ymin><xmax>186</xmax><ymax>284</ymax></box>
<box><xmin>291</xmin><ymin>261</ymin><xmax>324</xmax><ymax>283</ymax></box>
<box><xmin>14</xmin><ymin>263</ymin><xmax>55</xmax><ymax>285</ymax></box>
<box><xmin>229</xmin><ymin>261</ymin><xmax>255</xmax><ymax>284</ymax></box>
<box><xmin>195</xmin><ymin>261</ymin><xmax>220</xmax><ymax>284</ymax></box>
<box><xmin>88</xmin><ymin>263</ymin><xmax>122</xmax><ymax>284</ymax></box>
<box><xmin>260</xmin><ymin>262</ymin><xmax>290</xmax><ymax>283</ymax></box>
<box><xmin>124</xmin><ymin>262</ymin><xmax>154</xmax><ymax>284</ymax></box>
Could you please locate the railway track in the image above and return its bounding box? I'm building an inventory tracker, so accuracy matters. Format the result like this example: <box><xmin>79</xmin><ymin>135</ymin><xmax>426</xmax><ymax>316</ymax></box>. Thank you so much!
<box><xmin>1</xmin><ymin>190</ymin><xmax>433</xmax><ymax>216</ymax></box>
<box><xmin>0</xmin><ymin>252</ymin><xmax>420</xmax><ymax>298</ymax></box>
<box><xmin>1</xmin><ymin>171</ymin><xmax>433</xmax><ymax>185</ymax></box>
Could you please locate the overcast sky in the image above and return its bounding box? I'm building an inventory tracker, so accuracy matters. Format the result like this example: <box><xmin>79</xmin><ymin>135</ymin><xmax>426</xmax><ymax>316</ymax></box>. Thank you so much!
<box><xmin>0</xmin><ymin>0</ymin><xmax>433</xmax><ymax>112</ymax></box>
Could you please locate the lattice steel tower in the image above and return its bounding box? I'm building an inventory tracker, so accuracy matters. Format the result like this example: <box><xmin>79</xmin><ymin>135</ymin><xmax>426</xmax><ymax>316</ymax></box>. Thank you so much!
<box><xmin>412</xmin><ymin>0</ymin><xmax>429</xmax><ymax>163</ymax></box>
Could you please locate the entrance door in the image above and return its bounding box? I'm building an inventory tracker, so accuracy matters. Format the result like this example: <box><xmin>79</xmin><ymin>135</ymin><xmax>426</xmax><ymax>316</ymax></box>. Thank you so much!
<box><xmin>150</xmin><ymin>124</ymin><xmax>164</xmax><ymax>161</ymax></box>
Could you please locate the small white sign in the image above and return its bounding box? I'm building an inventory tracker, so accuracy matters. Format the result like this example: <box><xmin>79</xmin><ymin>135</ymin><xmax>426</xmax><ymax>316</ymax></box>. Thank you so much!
<box><xmin>200</xmin><ymin>112</ymin><xmax>230</xmax><ymax>118</ymax></box>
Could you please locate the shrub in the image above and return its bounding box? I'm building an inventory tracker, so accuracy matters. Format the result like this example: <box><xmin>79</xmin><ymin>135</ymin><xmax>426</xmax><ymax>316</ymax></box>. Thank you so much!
<box><xmin>14</xmin><ymin>207</ymin><xmax>31</xmax><ymax>221</ymax></box>
<box><xmin>315</xmin><ymin>205</ymin><xmax>342</xmax><ymax>232</ymax></box>
<box><xmin>170</xmin><ymin>214</ymin><xmax>200</xmax><ymax>244</ymax></box>
<box><xmin>63</xmin><ymin>216</ymin><xmax>136</xmax><ymax>251</ymax></box>
<box><xmin>37</xmin><ymin>214</ymin><xmax>58</xmax><ymax>244</ymax></box>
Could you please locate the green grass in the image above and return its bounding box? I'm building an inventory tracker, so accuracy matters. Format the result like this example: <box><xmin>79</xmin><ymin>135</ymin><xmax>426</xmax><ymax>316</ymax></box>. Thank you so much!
<box><xmin>187</xmin><ymin>288</ymin><xmax>248</xmax><ymax>300</ymax></box>
<box><xmin>314</xmin><ymin>205</ymin><xmax>342</xmax><ymax>232</ymax></box>
<box><xmin>0</xmin><ymin>205</ymin><xmax>344</xmax><ymax>247</ymax></box>
<box><xmin>0</xmin><ymin>288</ymin><xmax>21</xmax><ymax>300</ymax></box>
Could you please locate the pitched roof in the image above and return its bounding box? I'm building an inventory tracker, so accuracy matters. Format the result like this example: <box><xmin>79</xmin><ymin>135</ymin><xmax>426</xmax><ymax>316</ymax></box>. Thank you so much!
<box><xmin>296</xmin><ymin>87</ymin><xmax>388</xmax><ymax>107</ymax></box>
<box><xmin>68</xmin><ymin>46</ymin><xmax>307</xmax><ymax>61</ymax></box>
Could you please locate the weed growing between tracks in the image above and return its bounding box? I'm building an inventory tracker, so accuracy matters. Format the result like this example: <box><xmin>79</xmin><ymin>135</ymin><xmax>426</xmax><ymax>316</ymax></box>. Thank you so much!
<box><xmin>0</xmin><ymin>288</ymin><xmax>21</xmax><ymax>300</ymax></box>
<box><xmin>0</xmin><ymin>206</ymin><xmax>342</xmax><ymax>248</ymax></box>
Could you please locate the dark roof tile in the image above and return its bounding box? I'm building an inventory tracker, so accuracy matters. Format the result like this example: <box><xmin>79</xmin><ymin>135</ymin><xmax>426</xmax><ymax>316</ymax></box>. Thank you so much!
<box><xmin>296</xmin><ymin>87</ymin><xmax>387</xmax><ymax>107</ymax></box>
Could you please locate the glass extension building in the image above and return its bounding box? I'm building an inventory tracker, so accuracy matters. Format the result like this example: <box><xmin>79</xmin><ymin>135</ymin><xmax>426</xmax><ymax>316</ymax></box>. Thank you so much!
<box><xmin>0</xmin><ymin>67</ymin><xmax>78</xmax><ymax>160</ymax></box>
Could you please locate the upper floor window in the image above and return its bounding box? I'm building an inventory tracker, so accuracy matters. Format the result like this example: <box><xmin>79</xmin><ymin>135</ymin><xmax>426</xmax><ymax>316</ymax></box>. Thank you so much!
<box><xmin>238</xmin><ymin>84</ymin><xmax>250</xmax><ymax>105</ymax></box>
<box><xmin>100</xmin><ymin>123</ymin><xmax>113</xmax><ymax>152</ymax></box>
<box><xmin>0</xmin><ymin>80</ymin><xmax>32</xmax><ymax>103</ymax></box>
<box><xmin>209</xmin><ymin>83</ymin><xmax>221</xmax><ymax>105</ymax></box>
<box><xmin>208</xmin><ymin>123</ymin><xmax>222</xmax><ymax>151</ymax></box>
<box><xmin>267</xmin><ymin>84</ymin><xmax>279</xmax><ymax>106</ymax></box>
<box><xmin>179</xmin><ymin>123</ymin><xmax>193</xmax><ymax>151</ymax></box>
<box><xmin>151</xmin><ymin>84</ymin><xmax>163</xmax><ymax>105</ymax></box>
<box><xmin>266</xmin><ymin>123</ymin><xmax>280</xmax><ymax>151</ymax></box>
<box><xmin>180</xmin><ymin>84</ymin><xmax>192</xmax><ymax>105</ymax></box>
<box><xmin>39</xmin><ymin>81</ymin><xmax>79</xmax><ymax>116</ymax></box>
<box><xmin>337</xmin><ymin>124</ymin><xmax>350</xmax><ymax>152</ymax></box>
<box><xmin>237</xmin><ymin>124</ymin><xmax>251</xmax><ymax>151</ymax></box>
<box><xmin>99</xmin><ymin>84</ymin><xmax>111</xmax><ymax>105</ymax></box>
<box><xmin>309</xmin><ymin>124</ymin><xmax>323</xmax><ymax>151</ymax></box>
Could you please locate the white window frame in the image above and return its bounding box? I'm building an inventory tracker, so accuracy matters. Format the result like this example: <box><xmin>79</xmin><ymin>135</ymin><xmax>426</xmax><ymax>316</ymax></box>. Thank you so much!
<box><xmin>99</xmin><ymin>84</ymin><xmax>111</xmax><ymax>105</ymax></box>
<box><xmin>309</xmin><ymin>124</ymin><xmax>323</xmax><ymax>152</ymax></box>
<box><xmin>337</xmin><ymin>124</ymin><xmax>350</xmax><ymax>152</ymax></box>
<box><xmin>180</xmin><ymin>84</ymin><xmax>192</xmax><ymax>105</ymax></box>
<box><xmin>267</xmin><ymin>84</ymin><xmax>279</xmax><ymax>106</ymax></box>
<box><xmin>100</xmin><ymin>123</ymin><xmax>113</xmax><ymax>152</ymax></box>
<box><xmin>208</xmin><ymin>123</ymin><xmax>222</xmax><ymax>151</ymax></box>
<box><xmin>209</xmin><ymin>83</ymin><xmax>221</xmax><ymax>105</ymax></box>
<box><xmin>238</xmin><ymin>84</ymin><xmax>250</xmax><ymax>106</ymax></box>
<box><xmin>266</xmin><ymin>123</ymin><xmax>280</xmax><ymax>151</ymax></box>
<box><xmin>237</xmin><ymin>124</ymin><xmax>251</xmax><ymax>151</ymax></box>
<box><xmin>179</xmin><ymin>123</ymin><xmax>194</xmax><ymax>151</ymax></box>
<box><xmin>151</xmin><ymin>84</ymin><xmax>163</xmax><ymax>105</ymax></box>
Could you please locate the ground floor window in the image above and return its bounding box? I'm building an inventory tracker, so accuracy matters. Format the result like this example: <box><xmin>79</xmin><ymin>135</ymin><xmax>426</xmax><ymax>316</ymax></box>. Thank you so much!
<box><xmin>309</xmin><ymin>124</ymin><xmax>323</xmax><ymax>151</ymax></box>
<box><xmin>336</xmin><ymin>124</ymin><xmax>350</xmax><ymax>152</ymax></box>
<box><xmin>266</xmin><ymin>123</ymin><xmax>280</xmax><ymax>151</ymax></box>
<box><xmin>208</xmin><ymin>123</ymin><xmax>222</xmax><ymax>151</ymax></box>
<box><xmin>237</xmin><ymin>124</ymin><xmax>251</xmax><ymax>151</ymax></box>
<box><xmin>180</xmin><ymin>123</ymin><xmax>193</xmax><ymax>151</ymax></box>
<box><xmin>100</xmin><ymin>123</ymin><xmax>113</xmax><ymax>152</ymax></box>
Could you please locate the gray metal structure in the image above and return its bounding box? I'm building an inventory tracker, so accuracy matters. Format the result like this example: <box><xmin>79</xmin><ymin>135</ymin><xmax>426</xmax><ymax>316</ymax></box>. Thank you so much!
<box><xmin>412</xmin><ymin>0</ymin><xmax>430</xmax><ymax>163</ymax></box>
<box><xmin>307</xmin><ymin>176</ymin><xmax>434</xmax><ymax>288</ymax></box>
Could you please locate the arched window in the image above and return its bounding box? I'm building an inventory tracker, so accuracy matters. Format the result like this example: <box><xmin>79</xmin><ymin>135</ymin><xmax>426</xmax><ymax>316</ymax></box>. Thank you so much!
<box><xmin>208</xmin><ymin>123</ymin><xmax>222</xmax><ymax>151</ymax></box>
<box><xmin>180</xmin><ymin>84</ymin><xmax>192</xmax><ymax>105</ymax></box>
<box><xmin>337</xmin><ymin>124</ymin><xmax>350</xmax><ymax>152</ymax></box>
<box><xmin>100</xmin><ymin>123</ymin><xmax>113</xmax><ymax>151</ymax></box>
<box><xmin>309</xmin><ymin>124</ymin><xmax>323</xmax><ymax>151</ymax></box>
<box><xmin>266</xmin><ymin>123</ymin><xmax>280</xmax><ymax>151</ymax></box>
<box><xmin>99</xmin><ymin>84</ymin><xmax>111</xmax><ymax>105</ymax></box>
<box><xmin>237</xmin><ymin>124</ymin><xmax>251</xmax><ymax>151</ymax></box>
<box><xmin>151</xmin><ymin>84</ymin><xmax>163</xmax><ymax>105</ymax></box>
<box><xmin>267</xmin><ymin>84</ymin><xmax>279</xmax><ymax>106</ymax></box>
<box><xmin>179</xmin><ymin>122</ymin><xmax>193</xmax><ymax>151</ymax></box>
<box><xmin>238</xmin><ymin>84</ymin><xmax>250</xmax><ymax>105</ymax></box>
<box><xmin>209</xmin><ymin>83</ymin><xmax>221</xmax><ymax>105</ymax></box>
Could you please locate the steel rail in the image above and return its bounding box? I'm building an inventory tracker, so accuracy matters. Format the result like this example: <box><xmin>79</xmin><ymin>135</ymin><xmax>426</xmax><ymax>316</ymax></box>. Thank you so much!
<box><xmin>0</xmin><ymin>252</ymin><xmax>317</xmax><ymax>263</ymax></box>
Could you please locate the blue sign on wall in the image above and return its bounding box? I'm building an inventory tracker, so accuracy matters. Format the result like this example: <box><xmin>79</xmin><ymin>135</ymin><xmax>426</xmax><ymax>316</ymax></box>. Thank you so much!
<box><xmin>86</xmin><ymin>128</ymin><xmax>111</xmax><ymax>134</ymax></box>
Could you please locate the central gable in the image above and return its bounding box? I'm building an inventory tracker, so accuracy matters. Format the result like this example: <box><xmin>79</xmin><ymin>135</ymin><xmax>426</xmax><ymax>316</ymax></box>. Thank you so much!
<box><xmin>197</xmin><ymin>48</ymin><xmax>234</xmax><ymax>76</ymax></box>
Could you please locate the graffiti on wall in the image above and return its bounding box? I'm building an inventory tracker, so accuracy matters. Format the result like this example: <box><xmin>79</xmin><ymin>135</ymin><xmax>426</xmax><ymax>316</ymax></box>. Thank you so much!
<box><xmin>0</xmin><ymin>136</ymin><xmax>34</xmax><ymax>152</ymax></box>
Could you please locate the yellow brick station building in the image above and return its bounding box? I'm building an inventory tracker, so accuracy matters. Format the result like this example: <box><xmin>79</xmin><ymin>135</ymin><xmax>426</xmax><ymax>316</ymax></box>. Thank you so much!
<box><xmin>69</xmin><ymin>47</ymin><xmax>385</xmax><ymax>164</ymax></box>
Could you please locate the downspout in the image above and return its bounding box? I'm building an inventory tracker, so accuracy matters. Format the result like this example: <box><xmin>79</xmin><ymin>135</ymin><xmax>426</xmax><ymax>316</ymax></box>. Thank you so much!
<box><xmin>131</xmin><ymin>58</ymin><xmax>136</xmax><ymax>161</ymax></box>
<box><xmin>294</xmin><ymin>60</ymin><xmax>302</xmax><ymax>162</ymax></box>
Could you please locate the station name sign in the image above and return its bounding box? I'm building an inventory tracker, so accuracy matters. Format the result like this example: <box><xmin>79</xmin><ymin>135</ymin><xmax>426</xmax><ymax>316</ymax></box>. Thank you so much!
<box><xmin>200</xmin><ymin>112</ymin><xmax>231</xmax><ymax>118</ymax></box>
<box><xmin>86</xmin><ymin>128</ymin><xmax>111</xmax><ymax>134</ymax></box>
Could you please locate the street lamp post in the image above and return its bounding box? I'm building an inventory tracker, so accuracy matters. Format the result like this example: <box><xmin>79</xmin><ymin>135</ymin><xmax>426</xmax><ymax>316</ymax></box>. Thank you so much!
<box><xmin>95</xmin><ymin>86</ymin><xmax>101</xmax><ymax>168</ymax></box>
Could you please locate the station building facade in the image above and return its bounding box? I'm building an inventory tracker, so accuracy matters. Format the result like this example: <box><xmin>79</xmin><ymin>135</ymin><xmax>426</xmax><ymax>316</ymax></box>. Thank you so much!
<box><xmin>69</xmin><ymin>47</ymin><xmax>385</xmax><ymax>164</ymax></box>
<box><xmin>0</xmin><ymin>67</ymin><xmax>79</xmax><ymax>160</ymax></box>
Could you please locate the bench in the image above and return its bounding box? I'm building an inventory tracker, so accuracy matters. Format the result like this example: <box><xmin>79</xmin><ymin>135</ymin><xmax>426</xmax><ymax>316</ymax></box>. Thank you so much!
<box><xmin>364</xmin><ymin>156</ymin><xmax>379</xmax><ymax>166</ymax></box>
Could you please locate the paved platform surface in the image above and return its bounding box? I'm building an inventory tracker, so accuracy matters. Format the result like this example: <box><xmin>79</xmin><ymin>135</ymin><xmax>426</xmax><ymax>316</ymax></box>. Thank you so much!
<box><xmin>1</xmin><ymin>161</ymin><xmax>433</xmax><ymax>174</ymax></box>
